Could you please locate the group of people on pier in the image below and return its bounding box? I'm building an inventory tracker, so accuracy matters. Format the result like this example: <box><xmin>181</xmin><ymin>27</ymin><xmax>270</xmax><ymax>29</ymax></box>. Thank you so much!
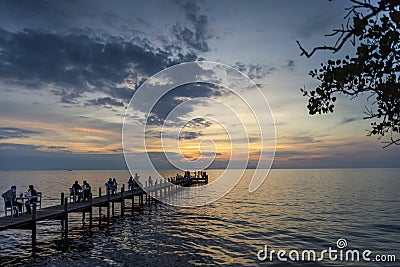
<box><xmin>105</xmin><ymin>178</ymin><xmax>118</xmax><ymax>194</ymax></box>
<box><xmin>167</xmin><ymin>170</ymin><xmax>208</xmax><ymax>184</ymax></box>
<box><xmin>2</xmin><ymin>185</ymin><xmax>39</xmax><ymax>216</ymax></box>
<box><xmin>70</xmin><ymin>180</ymin><xmax>91</xmax><ymax>202</ymax></box>
<box><xmin>128</xmin><ymin>173</ymin><xmax>141</xmax><ymax>190</ymax></box>
<box><xmin>183</xmin><ymin>170</ymin><xmax>208</xmax><ymax>179</ymax></box>
<box><xmin>3</xmin><ymin>170</ymin><xmax>210</xmax><ymax>217</ymax></box>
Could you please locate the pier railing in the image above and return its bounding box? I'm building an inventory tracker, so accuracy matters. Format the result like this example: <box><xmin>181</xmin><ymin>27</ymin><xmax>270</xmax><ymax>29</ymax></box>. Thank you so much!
<box><xmin>0</xmin><ymin>175</ymin><xmax>207</xmax><ymax>256</ymax></box>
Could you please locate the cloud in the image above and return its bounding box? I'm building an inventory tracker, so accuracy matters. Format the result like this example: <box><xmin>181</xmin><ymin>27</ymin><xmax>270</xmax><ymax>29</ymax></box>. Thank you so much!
<box><xmin>232</xmin><ymin>60</ymin><xmax>295</xmax><ymax>80</ymax></box>
<box><xmin>147</xmin><ymin>83</ymin><xmax>223</xmax><ymax>125</ymax></box>
<box><xmin>85</xmin><ymin>97</ymin><xmax>125</xmax><ymax>107</ymax></box>
<box><xmin>179</xmin><ymin>131</ymin><xmax>202</xmax><ymax>140</ymax></box>
<box><xmin>233</xmin><ymin>62</ymin><xmax>277</xmax><ymax>79</ymax></box>
<box><xmin>47</xmin><ymin>146</ymin><xmax>66</xmax><ymax>149</ymax></box>
<box><xmin>328</xmin><ymin>117</ymin><xmax>360</xmax><ymax>130</ymax></box>
<box><xmin>0</xmin><ymin>28</ymin><xmax>197</xmax><ymax>104</ymax></box>
<box><xmin>172</xmin><ymin>0</ymin><xmax>211</xmax><ymax>52</ymax></box>
<box><xmin>185</xmin><ymin>118</ymin><xmax>212</xmax><ymax>128</ymax></box>
<box><xmin>0</xmin><ymin>127</ymin><xmax>40</xmax><ymax>139</ymax></box>
<box><xmin>283</xmin><ymin>60</ymin><xmax>295</xmax><ymax>71</ymax></box>
<box><xmin>340</xmin><ymin>117</ymin><xmax>359</xmax><ymax>124</ymax></box>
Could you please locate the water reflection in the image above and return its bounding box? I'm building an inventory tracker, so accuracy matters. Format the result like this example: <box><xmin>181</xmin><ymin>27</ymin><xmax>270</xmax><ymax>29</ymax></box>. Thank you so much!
<box><xmin>0</xmin><ymin>169</ymin><xmax>399</xmax><ymax>266</ymax></box>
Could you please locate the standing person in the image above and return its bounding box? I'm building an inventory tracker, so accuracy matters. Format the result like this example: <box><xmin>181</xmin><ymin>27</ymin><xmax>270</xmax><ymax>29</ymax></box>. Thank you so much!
<box><xmin>82</xmin><ymin>180</ymin><xmax>91</xmax><ymax>201</ymax></box>
<box><xmin>106</xmin><ymin>178</ymin><xmax>113</xmax><ymax>194</ymax></box>
<box><xmin>71</xmin><ymin>180</ymin><xmax>82</xmax><ymax>202</ymax></box>
<box><xmin>128</xmin><ymin>176</ymin><xmax>134</xmax><ymax>190</ymax></box>
<box><xmin>2</xmin><ymin>185</ymin><xmax>22</xmax><ymax>215</ymax></box>
<box><xmin>25</xmin><ymin>185</ymin><xmax>38</xmax><ymax>214</ymax></box>
<box><xmin>134</xmin><ymin>173</ymin><xmax>140</xmax><ymax>185</ymax></box>
<box><xmin>112</xmin><ymin>178</ymin><xmax>118</xmax><ymax>194</ymax></box>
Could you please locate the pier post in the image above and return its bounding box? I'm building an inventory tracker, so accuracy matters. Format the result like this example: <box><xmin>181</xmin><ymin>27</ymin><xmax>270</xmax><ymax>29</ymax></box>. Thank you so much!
<box><xmin>121</xmin><ymin>184</ymin><xmax>125</xmax><ymax>216</ymax></box>
<box><xmin>31</xmin><ymin>202</ymin><xmax>37</xmax><ymax>257</ymax></box>
<box><xmin>158</xmin><ymin>180</ymin><xmax>161</xmax><ymax>202</ymax></box>
<box><xmin>89</xmin><ymin>192</ymin><xmax>93</xmax><ymax>230</ymax></box>
<box><xmin>107</xmin><ymin>189</ymin><xmax>110</xmax><ymax>224</ymax></box>
<box><xmin>112</xmin><ymin>199</ymin><xmax>115</xmax><ymax>218</ymax></box>
<box><xmin>131</xmin><ymin>189</ymin><xmax>134</xmax><ymax>214</ymax></box>
<box><xmin>61</xmin><ymin>193</ymin><xmax>64</xmax><ymax>228</ymax></box>
<box><xmin>98</xmin><ymin>187</ymin><xmax>102</xmax><ymax>225</ymax></box>
<box><xmin>155</xmin><ymin>180</ymin><xmax>158</xmax><ymax>199</ymax></box>
<box><xmin>64</xmin><ymin>197</ymin><xmax>68</xmax><ymax>240</ymax></box>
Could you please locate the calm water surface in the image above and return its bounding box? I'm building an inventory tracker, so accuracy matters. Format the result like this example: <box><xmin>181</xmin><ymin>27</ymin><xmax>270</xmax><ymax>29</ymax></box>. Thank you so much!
<box><xmin>0</xmin><ymin>169</ymin><xmax>399</xmax><ymax>266</ymax></box>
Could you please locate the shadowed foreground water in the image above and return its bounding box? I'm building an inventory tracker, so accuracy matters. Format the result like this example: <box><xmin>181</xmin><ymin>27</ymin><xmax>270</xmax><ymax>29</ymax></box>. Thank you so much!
<box><xmin>0</xmin><ymin>169</ymin><xmax>399</xmax><ymax>266</ymax></box>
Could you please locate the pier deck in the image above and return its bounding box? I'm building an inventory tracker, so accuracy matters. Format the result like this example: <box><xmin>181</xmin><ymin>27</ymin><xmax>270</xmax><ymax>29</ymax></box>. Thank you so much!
<box><xmin>0</xmin><ymin>188</ymin><xmax>143</xmax><ymax>231</ymax></box>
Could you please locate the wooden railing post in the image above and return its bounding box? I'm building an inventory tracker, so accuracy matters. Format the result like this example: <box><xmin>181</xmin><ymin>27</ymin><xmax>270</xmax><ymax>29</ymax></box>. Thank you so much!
<box><xmin>64</xmin><ymin>197</ymin><xmax>68</xmax><ymax>240</ymax></box>
<box><xmin>107</xmin><ymin>189</ymin><xmax>110</xmax><ymax>224</ymax></box>
<box><xmin>61</xmin><ymin>193</ymin><xmax>65</xmax><ymax>228</ymax></box>
<box><xmin>121</xmin><ymin>184</ymin><xmax>125</xmax><ymax>216</ymax></box>
<box><xmin>98</xmin><ymin>187</ymin><xmax>102</xmax><ymax>225</ymax></box>
<box><xmin>89</xmin><ymin>193</ymin><xmax>93</xmax><ymax>230</ymax></box>
<box><xmin>31</xmin><ymin>202</ymin><xmax>37</xmax><ymax>256</ymax></box>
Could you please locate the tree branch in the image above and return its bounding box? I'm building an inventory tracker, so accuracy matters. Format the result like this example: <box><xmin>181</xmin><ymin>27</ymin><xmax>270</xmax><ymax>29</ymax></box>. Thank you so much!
<box><xmin>383</xmin><ymin>137</ymin><xmax>400</xmax><ymax>148</ymax></box>
<box><xmin>296</xmin><ymin>1</ymin><xmax>390</xmax><ymax>58</ymax></box>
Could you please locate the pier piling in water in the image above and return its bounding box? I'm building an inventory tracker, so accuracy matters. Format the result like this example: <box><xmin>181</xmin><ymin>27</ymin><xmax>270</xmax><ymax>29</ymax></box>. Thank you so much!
<box><xmin>0</xmin><ymin>173</ymin><xmax>207</xmax><ymax>256</ymax></box>
<box><xmin>31</xmin><ymin>202</ymin><xmax>37</xmax><ymax>257</ymax></box>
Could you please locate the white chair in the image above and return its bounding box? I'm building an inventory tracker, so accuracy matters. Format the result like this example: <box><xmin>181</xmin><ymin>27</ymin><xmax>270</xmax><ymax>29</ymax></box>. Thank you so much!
<box><xmin>70</xmin><ymin>188</ymin><xmax>77</xmax><ymax>202</ymax></box>
<box><xmin>32</xmin><ymin>192</ymin><xmax>42</xmax><ymax>210</ymax></box>
<box><xmin>3</xmin><ymin>197</ymin><xmax>19</xmax><ymax>218</ymax></box>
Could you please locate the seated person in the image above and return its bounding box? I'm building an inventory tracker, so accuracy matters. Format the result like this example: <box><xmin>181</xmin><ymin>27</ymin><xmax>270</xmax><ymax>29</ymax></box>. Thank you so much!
<box><xmin>2</xmin><ymin>185</ymin><xmax>23</xmax><ymax>215</ymax></box>
<box><xmin>71</xmin><ymin>180</ymin><xmax>82</xmax><ymax>202</ymax></box>
<box><xmin>82</xmin><ymin>180</ymin><xmax>91</xmax><ymax>201</ymax></box>
<box><xmin>25</xmin><ymin>185</ymin><xmax>38</xmax><ymax>214</ymax></box>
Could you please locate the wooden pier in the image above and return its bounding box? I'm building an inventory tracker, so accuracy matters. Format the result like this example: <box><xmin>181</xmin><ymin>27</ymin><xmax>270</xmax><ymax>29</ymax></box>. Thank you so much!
<box><xmin>0</xmin><ymin>175</ymin><xmax>207</xmax><ymax>256</ymax></box>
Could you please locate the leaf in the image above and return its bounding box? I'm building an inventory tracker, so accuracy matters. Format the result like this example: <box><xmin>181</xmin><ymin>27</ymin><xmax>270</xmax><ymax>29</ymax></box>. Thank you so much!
<box><xmin>390</xmin><ymin>11</ymin><xmax>400</xmax><ymax>25</ymax></box>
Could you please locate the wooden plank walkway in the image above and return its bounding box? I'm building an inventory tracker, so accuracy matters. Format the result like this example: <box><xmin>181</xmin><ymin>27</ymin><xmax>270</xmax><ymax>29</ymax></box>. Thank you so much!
<box><xmin>0</xmin><ymin>188</ymin><xmax>143</xmax><ymax>231</ymax></box>
<box><xmin>0</xmin><ymin>173</ymin><xmax>208</xmax><ymax>256</ymax></box>
<box><xmin>0</xmin><ymin>174</ymin><xmax>208</xmax><ymax>231</ymax></box>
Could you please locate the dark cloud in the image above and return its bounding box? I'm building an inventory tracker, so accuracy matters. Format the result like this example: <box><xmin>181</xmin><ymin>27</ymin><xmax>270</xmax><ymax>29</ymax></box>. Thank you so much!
<box><xmin>148</xmin><ymin>83</ymin><xmax>223</xmax><ymax>125</ymax></box>
<box><xmin>85</xmin><ymin>97</ymin><xmax>124</xmax><ymax>107</ymax></box>
<box><xmin>185</xmin><ymin>118</ymin><xmax>212</xmax><ymax>128</ymax></box>
<box><xmin>0</xmin><ymin>127</ymin><xmax>40</xmax><ymax>139</ymax></box>
<box><xmin>172</xmin><ymin>0</ymin><xmax>211</xmax><ymax>52</ymax></box>
<box><xmin>179</xmin><ymin>131</ymin><xmax>202</xmax><ymax>140</ymax></box>
<box><xmin>283</xmin><ymin>60</ymin><xmax>295</xmax><ymax>71</ymax></box>
<box><xmin>328</xmin><ymin>117</ymin><xmax>360</xmax><ymax>130</ymax></box>
<box><xmin>233</xmin><ymin>62</ymin><xmax>277</xmax><ymax>80</ymax></box>
<box><xmin>233</xmin><ymin>60</ymin><xmax>296</xmax><ymax>80</ymax></box>
<box><xmin>0</xmin><ymin>28</ymin><xmax>197</xmax><ymax>104</ymax></box>
<box><xmin>341</xmin><ymin>117</ymin><xmax>359</xmax><ymax>124</ymax></box>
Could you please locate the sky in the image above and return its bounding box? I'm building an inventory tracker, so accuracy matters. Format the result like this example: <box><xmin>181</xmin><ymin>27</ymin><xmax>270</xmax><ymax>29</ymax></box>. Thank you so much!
<box><xmin>0</xmin><ymin>0</ymin><xmax>399</xmax><ymax>170</ymax></box>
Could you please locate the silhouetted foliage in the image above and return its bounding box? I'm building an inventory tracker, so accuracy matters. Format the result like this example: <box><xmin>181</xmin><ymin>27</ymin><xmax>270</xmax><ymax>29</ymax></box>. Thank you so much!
<box><xmin>297</xmin><ymin>0</ymin><xmax>400</xmax><ymax>147</ymax></box>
